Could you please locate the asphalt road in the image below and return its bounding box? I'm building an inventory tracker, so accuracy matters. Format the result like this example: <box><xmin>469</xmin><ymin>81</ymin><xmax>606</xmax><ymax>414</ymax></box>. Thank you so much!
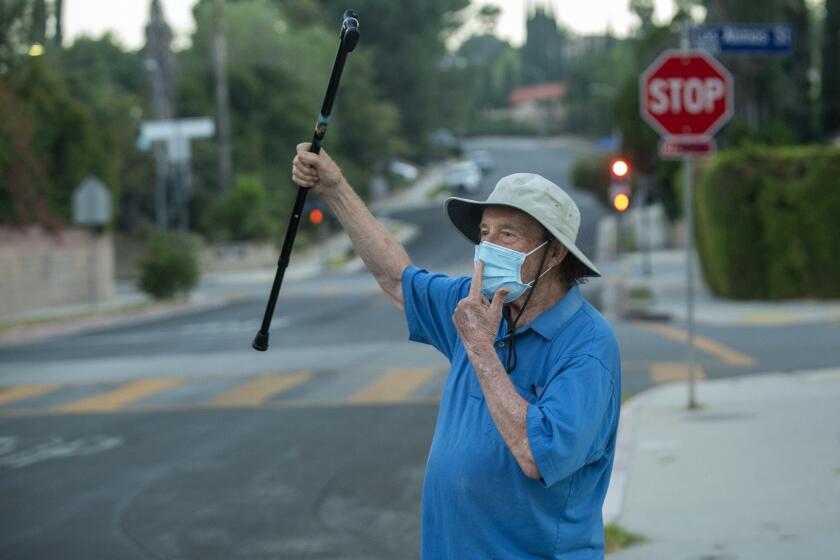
<box><xmin>2</xmin><ymin>137</ymin><xmax>839</xmax><ymax>559</ymax></box>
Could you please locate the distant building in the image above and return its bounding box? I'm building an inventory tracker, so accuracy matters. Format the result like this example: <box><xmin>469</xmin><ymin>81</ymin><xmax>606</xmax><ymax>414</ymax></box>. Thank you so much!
<box><xmin>564</xmin><ymin>34</ymin><xmax>615</xmax><ymax>59</ymax></box>
<box><xmin>506</xmin><ymin>82</ymin><xmax>567</xmax><ymax>131</ymax></box>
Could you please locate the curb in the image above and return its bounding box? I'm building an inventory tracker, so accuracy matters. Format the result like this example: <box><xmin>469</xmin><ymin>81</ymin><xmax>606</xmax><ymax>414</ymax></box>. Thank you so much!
<box><xmin>0</xmin><ymin>184</ymin><xmax>428</xmax><ymax>348</ymax></box>
<box><xmin>0</xmin><ymin>294</ymin><xmax>246</xmax><ymax>348</ymax></box>
<box><xmin>336</xmin><ymin>218</ymin><xmax>420</xmax><ymax>274</ymax></box>
<box><xmin>602</xmin><ymin>384</ymin><xmax>670</xmax><ymax>525</ymax></box>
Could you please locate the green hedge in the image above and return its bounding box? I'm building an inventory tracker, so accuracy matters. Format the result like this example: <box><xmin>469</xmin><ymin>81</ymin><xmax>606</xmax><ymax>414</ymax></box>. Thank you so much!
<box><xmin>695</xmin><ymin>145</ymin><xmax>840</xmax><ymax>299</ymax></box>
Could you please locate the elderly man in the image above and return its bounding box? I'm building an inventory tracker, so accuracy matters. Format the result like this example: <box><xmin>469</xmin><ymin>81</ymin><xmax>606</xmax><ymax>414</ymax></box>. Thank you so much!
<box><xmin>292</xmin><ymin>144</ymin><xmax>621</xmax><ymax>559</ymax></box>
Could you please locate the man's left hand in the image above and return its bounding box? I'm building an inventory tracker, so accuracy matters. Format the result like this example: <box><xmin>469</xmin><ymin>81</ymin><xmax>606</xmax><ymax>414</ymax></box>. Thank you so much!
<box><xmin>453</xmin><ymin>261</ymin><xmax>508</xmax><ymax>356</ymax></box>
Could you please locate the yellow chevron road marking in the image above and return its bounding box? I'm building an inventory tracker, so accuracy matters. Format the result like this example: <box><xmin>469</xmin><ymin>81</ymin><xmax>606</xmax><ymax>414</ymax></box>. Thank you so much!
<box><xmin>0</xmin><ymin>384</ymin><xmax>59</xmax><ymax>406</ymax></box>
<box><xmin>739</xmin><ymin>312</ymin><xmax>797</xmax><ymax>325</ymax></box>
<box><xmin>207</xmin><ymin>372</ymin><xmax>312</xmax><ymax>407</ymax></box>
<box><xmin>55</xmin><ymin>377</ymin><xmax>185</xmax><ymax>413</ymax></box>
<box><xmin>650</xmin><ymin>362</ymin><xmax>707</xmax><ymax>384</ymax></box>
<box><xmin>635</xmin><ymin>322</ymin><xmax>757</xmax><ymax>367</ymax></box>
<box><xmin>350</xmin><ymin>367</ymin><xmax>437</xmax><ymax>404</ymax></box>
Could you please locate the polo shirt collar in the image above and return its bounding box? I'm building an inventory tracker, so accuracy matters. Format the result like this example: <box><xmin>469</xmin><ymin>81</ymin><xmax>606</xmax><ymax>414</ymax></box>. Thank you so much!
<box><xmin>520</xmin><ymin>283</ymin><xmax>584</xmax><ymax>340</ymax></box>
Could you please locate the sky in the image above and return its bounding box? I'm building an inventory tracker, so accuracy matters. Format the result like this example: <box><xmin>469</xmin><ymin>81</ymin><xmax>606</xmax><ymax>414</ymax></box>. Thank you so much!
<box><xmin>63</xmin><ymin>0</ymin><xmax>677</xmax><ymax>50</ymax></box>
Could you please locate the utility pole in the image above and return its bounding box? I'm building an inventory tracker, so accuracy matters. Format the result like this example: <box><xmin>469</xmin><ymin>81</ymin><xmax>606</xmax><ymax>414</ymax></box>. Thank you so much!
<box><xmin>212</xmin><ymin>0</ymin><xmax>233</xmax><ymax>193</ymax></box>
<box><xmin>144</xmin><ymin>57</ymin><xmax>169</xmax><ymax>228</ymax></box>
<box><xmin>144</xmin><ymin>0</ymin><xmax>179</xmax><ymax>228</ymax></box>
<box><xmin>140</xmin><ymin>118</ymin><xmax>215</xmax><ymax>234</ymax></box>
<box><xmin>53</xmin><ymin>0</ymin><xmax>63</xmax><ymax>46</ymax></box>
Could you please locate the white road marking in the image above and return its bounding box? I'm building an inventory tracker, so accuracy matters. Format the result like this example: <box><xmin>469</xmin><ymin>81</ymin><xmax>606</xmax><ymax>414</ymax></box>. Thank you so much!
<box><xmin>62</xmin><ymin>318</ymin><xmax>291</xmax><ymax>347</ymax></box>
<box><xmin>0</xmin><ymin>436</ymin><xmax>17</xmax><ymax>455</ymax></box>
<box><xmin>0</xmin><ymin>435</ymin><xmax>123</xmax><ymax>469</ymax></box>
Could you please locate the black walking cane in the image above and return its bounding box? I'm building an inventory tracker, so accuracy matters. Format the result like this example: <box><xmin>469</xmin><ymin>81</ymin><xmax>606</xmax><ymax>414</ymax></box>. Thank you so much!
<box><xmin>252</xmin><ymin>10</ymin><xmax>360</xmax><ymax>352</ymax></box>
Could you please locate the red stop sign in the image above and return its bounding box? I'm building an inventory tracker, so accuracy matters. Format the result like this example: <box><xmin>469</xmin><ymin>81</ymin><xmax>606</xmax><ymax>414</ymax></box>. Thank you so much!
<box><xmin>640</xmin><ymin>50</ymin><xmax>733</xmax><ymax>138</ymax></box>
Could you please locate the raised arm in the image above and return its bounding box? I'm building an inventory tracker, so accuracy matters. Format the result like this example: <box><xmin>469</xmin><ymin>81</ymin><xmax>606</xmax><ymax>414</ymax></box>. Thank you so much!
<box><xmin>292</xmin><ymin>143</ymin><xmax>411</xmax><ymax>310</ymax></box>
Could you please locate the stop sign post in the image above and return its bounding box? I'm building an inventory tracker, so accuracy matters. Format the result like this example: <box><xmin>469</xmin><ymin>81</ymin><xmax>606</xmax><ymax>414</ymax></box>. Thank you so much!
<box><xmin>639</xmin><ymin>47</ymin><xmax>733</xmax><ymax>409</ymax></box>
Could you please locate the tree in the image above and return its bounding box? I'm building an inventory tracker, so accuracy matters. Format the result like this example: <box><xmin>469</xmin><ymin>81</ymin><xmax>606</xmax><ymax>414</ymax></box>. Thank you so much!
<box><xmin>477</xmin><ymin>4</ymin><xmax>501</xmax><ymax>34</ymax></box>
<box><xmin>703</xmin><ymin>0</ymin><xmax>815</xmax><ymax>143</ymax></box>
<box><xmin>781</xmin><ymin>0</ymin><xmax>815</xmax><ymax>141</ymax></box>
<box><xmin>1</xmin><ymin>0</ymin><xmax>35</xmax><ymax>69</ymax></box>
<box><xmin>458</xmin><ymin>34</ymin><xmax>520</xmax><ymax>110</ymax></box>
<box><xmin>0</xmin><ymin>56</ymin><xmax>107</xmax><ymax>228</ymax></box>
<box><xmin>318</xmin><ymin>0</ymin><xmax>470</xmax><ymax>155</ymax></box>
<box><xmin>181</xmin><ymin>0</ymin><xmax>401</xmax><ymax>237</ymax></box>
<box><xmin>823</xmin><ymin>0</ymin><xmax>840</xmax><ymax>137</ymax></box>
<box><xmin>521</xmin><ymin>3</ymin><xmax>567</xmax><ymax>84</ymax></box>
<box><xmin>0</xmin><ymin>0</ymin><xmax>63</xmax><ymax>67</ymax></box>
<box><xmin>53</xmin><ymin>0</ymin><xmax>62</xmax><ymax>46</ymax></box>
<box><xmin>564</xmin><ymin>37</ymin><xmax>635</xmax><ymax>137</ymax></box>
<box><xmin>61</xmin><ymin>35</ymin><xmax>152</xmax><ymax>232</ymax></box>
<box><xmin>630</xmin><ymin>0</ymin><xmax>655</xmax><ymax>32</ymax></box>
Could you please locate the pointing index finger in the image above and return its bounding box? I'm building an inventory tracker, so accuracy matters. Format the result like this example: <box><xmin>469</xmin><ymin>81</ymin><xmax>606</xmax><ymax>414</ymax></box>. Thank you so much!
<box><xmin>470</xmin><ymin>259</ymin><xmax>484</xmax><ymax>299</ymax></box>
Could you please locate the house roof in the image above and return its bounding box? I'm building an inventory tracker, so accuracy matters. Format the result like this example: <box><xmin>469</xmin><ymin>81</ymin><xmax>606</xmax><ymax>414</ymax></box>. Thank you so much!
<box><xmin>508</xmin><ymin>82</ymin><xmax>566</xmax><ymax>105</ymax></box>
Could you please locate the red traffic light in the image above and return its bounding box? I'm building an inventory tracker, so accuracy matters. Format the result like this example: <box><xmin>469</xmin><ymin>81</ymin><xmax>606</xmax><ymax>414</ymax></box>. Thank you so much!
<box><xmin>309</xmin><ymin>209</ymin><xmax>324</xmax><ymax>224</ymax></box>
<box><xmin>610</xmin><ymin>159</ymin><xmax>630</xmax><ymax>178</ymax></box>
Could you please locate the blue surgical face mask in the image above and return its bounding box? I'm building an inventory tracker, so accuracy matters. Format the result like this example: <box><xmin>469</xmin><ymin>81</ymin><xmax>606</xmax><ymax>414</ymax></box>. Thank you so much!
<box><xmin>473</xmin><ymin>240</ymin><xmax>553</xmax><ymax>303</ymax></box>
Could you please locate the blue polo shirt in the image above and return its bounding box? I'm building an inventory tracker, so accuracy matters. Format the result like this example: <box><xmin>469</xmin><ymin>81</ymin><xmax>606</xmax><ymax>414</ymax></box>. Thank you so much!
<box><xmin>402</xmin><ymin>265</ymin><xmax>621</xmax><ymax>559</ymax></box>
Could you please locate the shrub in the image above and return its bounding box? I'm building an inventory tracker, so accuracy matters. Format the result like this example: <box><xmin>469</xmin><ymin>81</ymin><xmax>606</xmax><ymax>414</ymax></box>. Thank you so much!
<box><xmin>694</xmin><ymin>145</ymin><xmax>840</xmax><ymax>299</ymax></box>
<box><xmin>570</xmin><ymin>152</ymin><xmax>614</xmax><ymax>207</ymax></box>
<box><xmin>138</xmin><ymin>230</ymin><xmax>200</xmax><ymax>300</ymax></box>
<box><xmin>209</xmin><ymin>175</ymin><xmax>275</xmax><ymax>241</ymax></box>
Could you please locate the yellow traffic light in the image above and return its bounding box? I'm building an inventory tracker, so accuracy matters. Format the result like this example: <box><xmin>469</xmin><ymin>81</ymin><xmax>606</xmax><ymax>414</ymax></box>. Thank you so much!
<box><xmin>613</xmin><ymin>193</ymin><xmax>630</xmax><ymax>212</ymax></box>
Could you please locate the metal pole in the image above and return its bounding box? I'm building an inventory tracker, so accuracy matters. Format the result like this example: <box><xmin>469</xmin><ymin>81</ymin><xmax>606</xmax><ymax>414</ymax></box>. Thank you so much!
<box><xmin>681</xmin><ymin>21</ymin><xmax>697</xmax><ymax>409</ymax></box>
<box><xmin>616</xmin><ymin>213</ymin><xmax>622</xmax><ymax>258</ymax></box>
<box><xmin>319</xmin><ymin>217</ymin><xmax>328</xmax><ymax>272</ymax></box>
<box><xmin>145</xmin><ymin>58</ymin><xmax>169</xmax><ymax>228</ymax></box>
<box><xmin>213</xmin><ymin>0</ymin><xmax>233</xmax><ymax>193</ymax></box>
<box><xmin>684</xmin><ymin>157</ymin><xmax>697</xmax><ymax>409</ymax></box>
<box><xmin>182</xmin><ymin>161</ymin><xmax>192</xmax><ymax>231</ymax></box>
<box><xmin>153</xmin><ymin>144</ymin><xmax>168</xmax><ymax>227</ymax></box>
<box><xmin>642</xmin><ymin>175</ymin><xmax>652</xmax><ymax>277</ymax></box>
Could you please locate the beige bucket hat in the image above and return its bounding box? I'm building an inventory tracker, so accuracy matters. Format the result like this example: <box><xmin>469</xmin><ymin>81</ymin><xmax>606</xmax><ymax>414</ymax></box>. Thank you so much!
<box><xmin>444</xmin><ymin>173</ymin><xmax>601</xmax><ymax>277</ymax></box>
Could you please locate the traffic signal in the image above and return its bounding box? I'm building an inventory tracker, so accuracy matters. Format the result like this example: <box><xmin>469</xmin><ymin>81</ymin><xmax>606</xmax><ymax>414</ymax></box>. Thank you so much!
<box><xmin>309</xmin><ymin>208</ymin><xmax>324</xmax><ymax>225</ymax></box>
<box><xmin>609</xmin><ymin>158</ymin><xmax>631</xmax><ymax>213</ymax></box>
<box><xmin>611</xmin><ymin>159</ymin><xmax>629</xmax><ymax>178</ymax></box>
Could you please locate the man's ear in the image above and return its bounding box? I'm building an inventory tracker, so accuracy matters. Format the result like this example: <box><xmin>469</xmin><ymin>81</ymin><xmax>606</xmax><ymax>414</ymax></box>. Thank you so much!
<box><xmin>548</xmin><ymin>240</ymin><xmax>568</xmax><ymax>269</ymax></box>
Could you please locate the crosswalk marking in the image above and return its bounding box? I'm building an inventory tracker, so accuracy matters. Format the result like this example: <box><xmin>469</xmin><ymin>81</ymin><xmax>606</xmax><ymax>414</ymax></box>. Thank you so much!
<box><xmin>0</xmin><ymin>384</ymin><xmax>59</xmax><ymax>406</ymax></box>
<box><xmin>636</xmin><ymin>322</ymin><xmax>756</xmax><ymax>366</ymax></box>
<box><xmin>0</xmin><ymin>369</ymin><xmax>444</xmax><ymax>416</ymax></box>
<box><xmin>55</xmin><ymin>377</ymin><xmax>185</xmax><ymax>413</ymax></box>
<box><xmin>206</xmin><ymin>372</ymin><xmax>312</xmax><ymax>408</ymax></box>
<box><xmin>350</xmin><ymin>368</ymin><xmax>437</xmax><ymax>404</ymax></box>
<box><xmin>650</xmin><ymin>362</ymin><xmax>707</xmax><ymax>384</ymax></box>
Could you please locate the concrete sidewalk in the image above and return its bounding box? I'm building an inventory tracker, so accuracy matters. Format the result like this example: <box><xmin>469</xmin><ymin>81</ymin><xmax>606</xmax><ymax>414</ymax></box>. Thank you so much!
<box><xmin>606</xmin><ymin>369</ymin><xmax>840</xmax><ymax>558</ymax></box>
<box><xmin>596</xmin><ymin>249</ymin><xmax>840</xmax><ymax>326</ymax></box>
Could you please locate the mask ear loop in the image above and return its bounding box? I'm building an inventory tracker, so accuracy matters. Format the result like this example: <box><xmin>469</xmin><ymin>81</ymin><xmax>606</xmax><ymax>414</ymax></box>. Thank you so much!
<box><xmin>503</xmin><ymin>234</ymin><xmax>551</xmax><ymax>373</ymax></box>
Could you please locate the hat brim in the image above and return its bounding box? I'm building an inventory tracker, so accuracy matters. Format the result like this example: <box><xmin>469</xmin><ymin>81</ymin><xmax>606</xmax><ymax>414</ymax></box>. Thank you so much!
<box><xmin>444</xmin><ymin>196</ymin><xmax>602</xmax><ymax>278</ymax></box>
